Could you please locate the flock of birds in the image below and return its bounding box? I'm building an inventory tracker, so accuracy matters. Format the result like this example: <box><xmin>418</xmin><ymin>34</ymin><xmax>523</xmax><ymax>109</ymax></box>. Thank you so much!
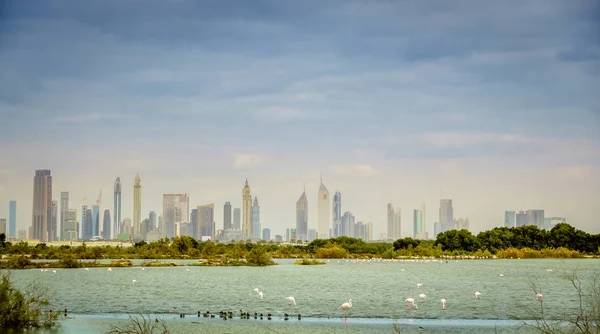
<box><xmin>38</xmin><ymin>262</ymin><xmax>552</xmax><ymax>322</ymax></box>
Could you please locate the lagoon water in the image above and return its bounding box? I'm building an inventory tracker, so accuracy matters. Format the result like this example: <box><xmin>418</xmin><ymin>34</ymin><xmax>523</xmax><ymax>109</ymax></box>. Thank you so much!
<box><xmin>8</xmin><ymin>258</ymin><xmax>599</xmax><ymax>333</ymax></box>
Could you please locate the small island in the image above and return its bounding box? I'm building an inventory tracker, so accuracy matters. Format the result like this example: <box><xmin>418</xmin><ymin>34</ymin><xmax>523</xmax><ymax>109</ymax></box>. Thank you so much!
<box><xmin>294</xmin><ymin>258</ymin><xmax>326</xmax><ymax>265</ymax></box>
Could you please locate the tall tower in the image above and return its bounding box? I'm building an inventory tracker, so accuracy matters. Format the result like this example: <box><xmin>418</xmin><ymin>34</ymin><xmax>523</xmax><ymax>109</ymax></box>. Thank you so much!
<box><xmin>133</xmin><ymin>174</ymin><xmax>142</xmax><ymax>240</ymax></box>
<box><xmin>333</xmin><ymin>191</ymin><xmax>341</xmax><ymax>238</ymax></box>
<box><xmin>223</xmin><ymin>202</ymin><xmax>232</xmax><ymax>230</ymax></box>
<box><xmin>9</xmin><ymin>200</ymin><xmax>16</xmax><ymax>240</ymax></box>
<box><xmin>296</xmin><ymin>187</ymin><xmax>308</xmax><ymax>241</ymax></box>
<box><xmin>233</xmin><ymin>208</ymin><xmax>241</xmax><ymax>230</ymax></box>
<box><xmin>439</xmin><ymin>199</ymin><xmax>453</xmax><ymax>232</ymax></box>
<box><xmin>387</xmin><ymin>203</ymin><xmax>394</xmax><ymax>240</ymax></box>
<box><xmin>60</xmin><ymin>192</ymin><xmax>69</xmax><ymax>241</ymax></box>
<box><xmin>51</xmin><ymin>200</ymin><xmax>57</xmax><ymax>241</ymax></box>
<box><xmin>113</xmin><ymin>177</ymin><xmax>122</xmax><ymax>240</ymax></box>
<box><xmin>242</xmin><ymin>179</ymin><xmax>252</xmax><ymax>239</ymax></box>
<box><xmin>162</xmin><ymin>194</ymin><xmax>189</xmax><ymax>239</ymax></box>
<box><xmin>252</xmin><ymin>197</ymin><xmax>260</xmax><ymax>239</ymax></box>
<box><xmin>31</xmin><ymin>170</ymin><xmax>52</xmax><ymax>242</ymax></box>
<box><xmin>102</xmin><ymin>209</ymin><xmax>111</xmax><ymax>240</ymax></box>
<box><xmin>317</xmin><ymin>174</ymin><xmax>330</xmax><ymax>239</ymax></box>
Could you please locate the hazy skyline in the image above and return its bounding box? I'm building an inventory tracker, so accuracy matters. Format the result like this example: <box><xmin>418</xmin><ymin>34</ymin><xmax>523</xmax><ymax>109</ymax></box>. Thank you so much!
<box><xmin>0</xmin><ymin>1</ymin><xmax>599</xmax><ymax>237</ymax></box>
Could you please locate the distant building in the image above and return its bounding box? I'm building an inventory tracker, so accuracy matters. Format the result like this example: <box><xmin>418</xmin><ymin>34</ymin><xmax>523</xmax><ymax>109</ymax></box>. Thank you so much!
<box><xmin>60</xmin><ymin>192</ymin><xmax>69</xmax><ymax>241</ymax></box>
<box><xmin>18</xmin><ymin>229</ymin><xmax>26</xmax><ymax>240</ymax></box>
<box><xmin>81</xmin><ymin>204</ymin><xmax>88</xmax><ymax>239</ymax></box>
<box><xmin>146</xmin><ymin>230</ymin><xmax>161</xmax><ymax>242</ymax></box>
<box><xmin>433</xmin><ymin>222</ymin><xmax>441</xmax><ymax>238</ymax></box>
<box><xmin>83</xmin><ymin>208</ymin><xmax>93</xmax><ymax>240</ymax></box>
<box><xmin>516</xmin><ymin>210</ymin><xmax>529</xmax><ymax>227</ymax></box>
<box><xmin>133</xmin><ymin>174</ymin><xmax>142</xmax><ymax>240</ymax></box>
<box><xmin>51</xmin><ymin>200</ymin><xmax>58</xmax><ymax>241</ymax></box>
<box><xmin>122</xmin><ymin>217</ymin><xmax>132</xmax><ymax>237</ymax></box>
<box><xmin>223</xmin><ymin>202</ymin><xmax>232</xmax><ymax>230</ymax></box>
<box><xmin>341</xmin><ymin>211</ymin><xmax>355</xmax><ymax>238</ymax></box>
<box><xmin>317</xmin><ymin>174</ymin><xmax>330</xmax><ymax>239</ymax></box>
<box><xmin>453</xmin><ymin>218</ymin><xmax>470</xmax><ymax>230</ymax></box>
<box><xmin>63</xmin><ymin>209</ymin><xmax>77</xmax><ymax>242</ymax></box>
<box><xmin>233</xmin><ymin>208</ymin><xmax>241</xmax><ymax>230</ymax></box>
<box><xmin>413</xmin><ymin>209</ymin><xmax>423</xmax><ymax>239</ymax></box>
<box><xmin>543</xmin><ymin>217</ymin><xmax>566</xmax><ymax>230</ymax></box>
<box><xmin>262</xmin><ymin>228</ymin><xmax>271</xmax><ymax>241</ymax></box>
<box><xmin>296</xmin><ymin>188</ymin><xmax>308</xmax><ymax>241</ymax></box>
<box><xmin>504</xmin><ymin>211</ymin><xmax>516</xmax><ymax>228</ymax></box>
<box><xmin>333</xmin><ymin>191</ymin><xmax>342</xmax><ymax>237</ymax></box>
<box><xmin>387</xmin><ymin>203</ymin><xmax>401</xmax><ymax>240</ymax></box>
<box><xmin>198</xmin><ymin>203</ymin><xmax>215</xmax><ymax>241</ymax></box>
<box><xmin>9</xmin><ymin>200</ymin><xmax>16</xmax><ymax>240</ymax></box>
<box><xmin>308</xmin><ymin>228</ymin><xmax>317</xmax><ymax>242</ymax></box>
<box><xmin>242</xmin><ymin>180</ymin><xmax>252</xmax><ymax>239</ymax></box>
<box><xmin>163</xmin><ymin>194</ymin><xmax>189</xmax><ymax>239</ymax></box>
<box><xmin>439</xmin><ymin>199</ymin><xmax>454</xmax><ymax>232</ymax></box>
<box><xmin>92</xmin><ymin>205</ymin><xmax>99</xmax><ymax>237</ymax></box>
<box><xmin>221</xmin><ymin>229</ymin><xmax>243</xmax><ymax>242</ymax></box>
<box><xmin>113</xmin><ymin>178</ymin><xmax>122</xmax><ymax>240</ymax></box>
<box><xmin>275</xmin><ymin>234</ymin><xmax>283</xmax><ymax>242</ymax></box>
<box><xmin>356</xmin><ymin>221</ymin><xmax>371</xmax><ymax>241</ymax></box>
<box><xmin>190</xmin><ymin>209</ymin><xmax>197</xmax><ymax>239</ymax></box>
<box><xmin>528</xmin><ymin>210</ymin><xmax>545</xmax><ymax>228</ymax></box>
<box><xmin>31</xmin><ymin>170</ymin><xmax>52</xmax><ymax>242</ymax></box>
<box><xmin>252</xmin><ymin>197</ymin><xmax>261</xmax><ymax>239</ymax></box>
<box><xmin>149</xmin><ymin>211</ymin><xmax>157</xmax><ymax>230</ymax></box>
<box><xmin>286</xmin><ymin>228</ymin><xmax>297</xmax><ymax>242</ymax></box>
<box><xmin>102</xmin><ymin>209</ymin><xmax>111</xmax><ymax>240</ymax></box>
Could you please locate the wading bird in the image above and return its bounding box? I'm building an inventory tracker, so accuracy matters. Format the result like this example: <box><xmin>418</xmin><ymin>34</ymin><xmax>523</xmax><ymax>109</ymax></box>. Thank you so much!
<box><xmin>536</xmin><ymin>293</ymin><xmax>543</xmax><ymax>302</ymax></box>
<box><xmin>286</xmin><ymin>296</ymin><xmax>296</xmax><ymax>306</ymax></box>
<box><xmin>132</xmin><ymin>280</ymin><xmax>137</xmax><ymax>284</ymax></box>
<box><xmin>475</xmin><ymin>291</ymin><xmax>481</xmax><ymax>299</ymax></box>
<box><xmin>419</xmin><ymin>294</ymin><xmax>426</xmax><ymax>300</ymax></box>
<box><xmin>441</xmin><ymin>299</ymin><xmax>447</xmax><ymax>310</ymax></box>
<box><xmin>417</xmin><ymin>283</ymin><xmax>423</xmax><ymax>289</ymax></box>
<box><xmin>340</xmin><ymin>299</ymin><xmax>353</xmax><ymax>321</ymax></box>
<box><xmin>405</xmin><ymin>298</ymin><xmax>418</xmax><ymax>310</ymax></box>
<box><xmin>254</xmin><ymin>288</ymin><xmax>263</xmax><ymax>299</ymax></box>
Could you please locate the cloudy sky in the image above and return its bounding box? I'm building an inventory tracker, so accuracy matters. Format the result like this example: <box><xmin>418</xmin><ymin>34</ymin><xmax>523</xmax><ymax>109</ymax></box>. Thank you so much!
<box><xmin>0</xmin><ymin>0</ymin><xmax>599</xmax><ymax>238</ymax></box>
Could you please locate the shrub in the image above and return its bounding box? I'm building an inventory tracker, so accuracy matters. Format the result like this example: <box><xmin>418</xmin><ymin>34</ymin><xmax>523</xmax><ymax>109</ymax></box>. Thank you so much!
<box><xmin>315</xmin><ymin>245</ymin><xmax>349</xmax><ymax>259</ymax></box>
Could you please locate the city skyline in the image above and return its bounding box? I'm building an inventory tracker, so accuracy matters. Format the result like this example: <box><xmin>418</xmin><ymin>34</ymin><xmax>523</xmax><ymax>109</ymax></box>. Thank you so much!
<box><xmin>0</xmin><ymin>2</ymin><xmax>598</xmax><ymax>237</ymax></box>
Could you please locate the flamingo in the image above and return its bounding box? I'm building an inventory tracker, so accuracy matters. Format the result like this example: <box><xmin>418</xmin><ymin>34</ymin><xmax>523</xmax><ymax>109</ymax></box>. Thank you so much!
<box><xmin>52</xmin><ymin>270</ymin><xmax>57</xmax><ymax>274</ymax></box>
<box><xmin>441</xmin><ymin>298</ymin><xmax>447</xmax><ymax>310</ymax></box>
<box><xmin>546</xmin><ymin>269</ymin><xmax>553</xmax><ymax>273</ymax></box>
<box><xmin>254</xmin><ymin>288</ymin><xmax>263</xmax><ymax>299</ymax></box>
<box><xmin>286</xmin><ymin>296</ymin><xmax>296</xmax><ymax>306</ymax></box>
<box><xmin>500</xmin><ymin>274</ymin><xmax>504</xmax><ymax>277</ymax></box>
<box><xmin>417</xmin><ymin>283</ymin><xmax>423</xmax><ymax>289</ymax></box>
<box><xmin>405</xmin><ymin>298</ymin><xmax>418</xmax><ymax>310</ymax></box>
<box><xmin>108</xmin><ymin>268</ymin><xmax>112</xmax><ymax>272</ymax></box>
<box><xmin>536</xmin><ymin>293</ymin><xmax>543</xmax><ymax>302</ymax></box>
<box><xmin>84</xmin><ymin>268</ymin><xmax>89</xmax><ymax>271</ymax></box>
<box><xmin>186</xmin><ymin>268</ymin><xmax>190</xmax><ymax>272</ymax></box>
<box><xmin>419</xmin><ymin>294</ymin><xmax>426</xmax><ymax>300</ymax></box>
<box><xmin>475</xmin><ymin>291</ymin><xmax>481</xmax><ymax>299</ymax></box>
<box><xmin>132</xmin><ymin>280</ymin><xmax>137</xmax><ymax>284</ymax></box>
<box><xmin>141</xmin><ymin>268</ymin><xmax>145</xmax><ymax>271</ymax></box>
<box><xmin>340</xmin><ymin>299</ymin><xmax>353</xmax><ymax>321</ymax></box>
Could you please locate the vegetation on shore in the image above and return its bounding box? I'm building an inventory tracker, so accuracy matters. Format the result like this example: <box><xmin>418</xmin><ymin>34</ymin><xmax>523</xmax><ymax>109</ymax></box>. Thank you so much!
<box><xmin>294</xmin><ymin>258</ymin><xmax>326</xmax><ymax>265</ymax></box>
<box><xmin>0</xmin><ymin>272</ymin><xmax>60</xmax><ymax>329</ymax></box>
<box><xmin>0</xmin><ymin>223</ymin><xmax>598</xmax><ymax>270</ymax></box>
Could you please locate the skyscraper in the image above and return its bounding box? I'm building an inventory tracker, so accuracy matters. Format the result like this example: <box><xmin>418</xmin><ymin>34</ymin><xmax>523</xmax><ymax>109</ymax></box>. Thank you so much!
<box><xmin>9</xmin><ymin>200</ymin><xmax>16</xmax><ymax>240</ymax></box>
<box><xmin>92</xmin><ymin>205</ymin><xmax>100</xmax><ymax>237</ymax></box>
<box><xmin>84</xmin><ymin>208</ymin><xmax>93</xmax><ymax>240</ymax></box>
<box><xmin>190</xmin><ymin>208</ymin><xmax>197</xmax><ymax>238</ymax></box>
<box><xmin>420</xmin><ymin>202</ymin><xmax>427</xmax><ymax>239</ymax></box>
<box><xmin>64</xmin><ymin>209</ymin><xmax>77</xmax><ymax>242</ymax></box>
<box><xmin>198</xmin><ymin>203</ymin><xmax>215</xmax><ymax>241</ymax></box>
<box><xmin>81</xmin><ymin>203</ymin><xmax>88</xmax><ymax>239</ymax></box>
<box><xmin>296</xmin><ymin>188</ymin><xmax>308</xmax><ymax>241</ymax></box>
<box><xmin>387</xmin><ymin>203</ymin><xmax>402</xmax><ymax>240</ymax></box>
<box><xmin>233</xmin><ymin>208</ymin><xmax>241</xmax><ymax>230</ymax></box>
<box><xmin>333</xmin><ymin>191</ymin><xmax>342</xmax><ymax>238</ymax></box>
<box><xmin>113</xmin><ymin>177</ymin><xmax>122</xmax><ymax>240</ymax></box>
<box><xmin>31</xmin><ymin>170</ymin><xmax>52</xmax><ymax>242</ymax></box>
<box><xmin>341</xmin><ymin>211</ymin><xmax>355</xmax><ymax>238</ymax></box>
<box><xmin>252</xmin><ymin>197</ymin><xmax>261</xmax><ymax>239</ymax></box>
<box><xmin>528</xmin><ymin>210</ymin><xmax>545</xmax><ymax>228</ymax></box>
<box><xmin>413</xmin><ymin>209</ymin><xmax>423</xmax><ymax>239</ymax></box>
<box><xmin>162</xmin><ymin>194</ymin><xmax>189</xmax><ymax>239</ymax></box>
<box><xmin>262</xmin><ymin>228</ymin><xmax>271</xmax><ymax>241</ymax></box>
<box><xmin>516</xmin><ymin>210</ymin><xmax>529</xmax><ymax>227</ymax></box>
<box><xmin>149</xmin><ymin>211</ymin><xmax>157</xmax><ymax>230</ymax></box>
<box><xmin>60</xmin><ymin>192</ymin><xmax>68</xmax><ymax>241</ymax></box>
<box><xmin>51</xmin><ymin>200</ymin><xmax>57</xmax><ymax>241</ymax></box>
<box><xmin>133</xmin><ymin>174</ymin><xmax>142</xmax><ymax>240</ymax></box>
<box><xmin>439</xmin><ymin>199</ymin><xmax>454</xmax><ymax>232</ymax></box>
<box><xmin>242</xmin><ymin>179</ymin><xmax>252</xmax><ymax>239</ymax></box>
<box><xmin>102</xmin><ymin>209</ymin><xmax>111</xmax><ymax>240</ymax></box>
<box><xmin>504</xmin><ymin>211</ymin><xmax>516</xmax><ymax>228</ymax></box>
<box><xmin>317</xmin><ymin>174</ymin><xmax>330</xmax><ymax>239</ymax></box>
<box><xmin>223</xmin><ymin>202</ymin><xmax>232</xmax><ymax>230</ymax></box>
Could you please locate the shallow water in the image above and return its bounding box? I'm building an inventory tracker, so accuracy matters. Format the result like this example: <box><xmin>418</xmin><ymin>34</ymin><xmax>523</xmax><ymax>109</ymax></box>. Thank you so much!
<box><xmin>6</xmin><ymin>258</ymin><xmax>599</xmax><ymax>333</ymax></box>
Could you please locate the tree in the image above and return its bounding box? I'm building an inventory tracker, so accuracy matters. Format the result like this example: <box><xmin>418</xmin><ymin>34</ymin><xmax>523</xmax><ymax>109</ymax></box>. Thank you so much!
<box><xmin>393</xmin><ymin>238</ymin><xmax>420</xmax><ymax>251</ymax></box>
<box><xmin>245</xmin><ymin>247</ymin><xmax>275</xmax><ymax>266</ymax></box>
<box><xmin>108</xmin><ymin>314</ymin><xmax>169</xmax><ymax>334</ymax></box>
<box><xmin>0</xmin><ymin>272</ymin><xmax>59</xmax><ymax>329</ymax></box>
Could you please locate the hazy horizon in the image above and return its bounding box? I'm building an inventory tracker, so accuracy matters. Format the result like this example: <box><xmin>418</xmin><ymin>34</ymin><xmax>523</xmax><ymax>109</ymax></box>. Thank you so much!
<box><xmin>0</xmin><ymin>1</ymin><xmax>599</xmax><ymax>238</ymax></box>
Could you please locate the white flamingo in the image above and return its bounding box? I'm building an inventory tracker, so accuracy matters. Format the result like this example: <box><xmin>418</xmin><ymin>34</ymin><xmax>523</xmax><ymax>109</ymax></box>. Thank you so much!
<box><xmin>536</xmin><ymin>293</ymin><xmax>543</xmax><ymax>302</ymax></box>
<box><xmin>441</xmin><ymin>298</ymin><xmax>447</xmax><ymax>310</ymax></box>
<box><xmin>186</xmin><ymin>268</ymin><xmax>190</xmax><ymax>272</ymax></box>
<box><xmin>108</xmin><ymin>268</ymin><xmax>112</xmax><ymax>272</ymax></box>
<box><xmin>475</xmin><ymin>291</ymin><xmax>481</xmax><ymax>299</ymax></box>
<box><xmin>141</xmin><ymin>268</ymin><xmax>145</xmax><ymax>271</ymax></box>
<box><xmin>546</xmin><ymin>269</ymin><xmax>553</xmax><ymax>273</ymax></box>
<box><xmin>405</xmin><ymin>298</ymin><xmax>418</xmax><ymax>310</ymax></box>
<box><xmin>419</xmin><ymin>294</ymin><xmax>426</xmax><ymax>300</ymax></box>
<box><xmin>417</xmin><ymin>283</ymin><xmax>423</xmax><ymax>289</ymax></box>
<box><xmin>254</xmin><ymin>288</ymin><xmax>263</xmax><ymax>299</ymax></box>
<box><xmin>500</xmin><ymin>274</ymin><xmax>504</xmax><ymax>277</ymax></box>
<box><xmin>84</xmin><ymin>268</ymin><xmax>89</xmax><ymax>271</ymax></box>
<box><xmin>286</xmin><ymin>296</ymin><xmax>296</xmax><ymax>306</ymax></box>
<box><xmin>340</xmin><ymin>299</ymin><xmax>353</xmax><ymax>321</ymax></box>
<box><xmin>52</xmin><ymin>270</ymin><xmax>56</xmax><ymax>274</ymax></box>
<box><xmin>132</xmin><ymin>280</ymin><xmax>137</xmax><ymax>284</ymax></box>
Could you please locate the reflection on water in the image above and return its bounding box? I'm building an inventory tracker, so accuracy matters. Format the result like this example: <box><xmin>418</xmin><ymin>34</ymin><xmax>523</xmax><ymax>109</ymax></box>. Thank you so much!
<box><xmin>7</xmin><ymin>258</ymin><xmax>598</xmax><ymax>333</ymax></box>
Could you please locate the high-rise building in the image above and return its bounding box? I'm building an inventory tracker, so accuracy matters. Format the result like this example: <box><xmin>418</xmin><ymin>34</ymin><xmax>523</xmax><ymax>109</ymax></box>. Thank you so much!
<box><xmin>141</xmin><ymin>218</ymin><xmax>151</xmax><ymax>239</ymax></box>
<box><xmin>317</xmin><ymin>174</ymin><xmax>330</xmax><ymax>240</ymax></box>
<box><xmin>92</xmin><ymin>205</ymin><xmax>100</xmax><ymax>237</ymax></box>
<box><xmin>252</xmin><ymin>197</ymin><xmax>261</xmax><ymax>239</ymax></box>
<box><xmin>504</xmin><ymin>211</ymin><xmax>516</xmax><ymax>228</ymax></box>
<box><xmin>84</xmin><ymin>208</ymin><xmax>93</xmax><ymax>240</ymax></box>
<box><xmin>365</xmin><ymin>222</ymin><xmax>373</xmax><ymax>241</ymax></box>
<box><xmin>439</xmin><ymin>199</ymin><xmax>454</xmax><ymax>232</ymax></box>
<box><xmin>18</xmin><ymin>229</ymin><xmax>26</xmax><ymax>240</ymax></box>
<box><xmin>420</xmin><ymin>202</ymin><xmax>427</xmax><ymax>239</ymax></box>
<box><xmin>413</xmin><ymin>209</ymin><xmax>423</xmax><ymax>239</ymax></box>
<box><xmin>286</xmin><ymin>228</ymin><xmax>297</xmax><ymax>242</ymax></box>
<box><xmin>122</xmin><ymin>217</ymin><xmax>132</xmax><ymax>237</ymax></box>
<box><xmin>341</xmin><ymin>211</ymin><xmax>355</xmax><ymax>238</ymax></box>
<box><xmin>528</xmin><ymin>210</ymin><xmax>545</xmax><ymax>228</ymax></box>
<box><xmin>113</xmin><ymin>177</ymin><xmax>122</xmax><ymax>240</ymax></box>
<box><xmin>543</xmin><ymin>217</ymin><xmax>566</xmax><ymax>230</ymax></box>
<box><xmin>190</xmin><ymin>209</ymin><xmax>197</xmax><ymax>238</ymax></box>
<box><xmin>51</xmin><ymin>200</ymin><xmax>57</xmax><ymax>241</ymax></box>
<box><xmin>233</xmin><ymin>208</ymin><xmax>241</xmax><ymax>230</ymax></box>
<box><xmin>433</xmin><ymin>222</ymin><xmax>441</xmax><ymax>237</ymax></box>
<box><xmin>387</xmin><ymin>203</ymin><xmax>402</xmax><ymax>240</ymax></box>
<box><xmin>31</xmin><ymin>170</ymin><xmax>52</xmax><ymax>242</ymax></box>
<box><xmin>296</xmin><ymin>188</ymin><xmax>308</xmax><ymax>241</ymax></box>
<box><xmin>333</xmin><ymin>191</ymin><xmax>342</xmax><ymax>238</ymax></box>
<box><xmin>149</xmin><ymin>211</ymin><xmax>157</xmax><ymax>230</ymax></box>
<box><xmin>9</xmin><ymin>200</ymin><xmax>16</xmax><ymax>240</ymax></box>
<box><xmin>242</xmin><ymin>179</ymin><xmax>252</xmax><ymax>239</ymax></box>
<box><xmin>102</xmin><ymin>209</ymin><xmax>111</xmax><ymax>240</ymax></box>
<box><xmin>198</xmin><ymin>203</ymin><xmax>215</xmax><ymax>241</ymax></box>
<box><xmin>81</xmin><ymin>204</ymin><xmax>88</xmax><ymax>239</ymax></box>
<box><xmin>133</xmin><ymin>174</ymin><xmax>142</xmax><ymax>240</ymax></box>
<box><xmin>516</xmin><ymin>210</ymin><xmax>529</xmax><ymax>227</ymax></box>
<box><xmin>60</xmin><ymin>192</ymin><xmax>68</xmax><ymax>241</ymax></box>
<box><xmin>162</xmin><ymin>194</ymin><xmax>189</xmax><ymax>239</ymax></box>
<box><xmin>63</xmin><ymin>209</ymin><xmax>77</xmax><ymax>242</ymax></box>
<box><xmin>262</xmin><ymin>228</ymin><xmax>271</xmax><ymax>241</ymax></box>
<box><xmin>308</xmin><ymin>228</ymin><xmax>317</xmax><ymax>242</ymax></box>
<box><xmin>223</xmin><ymin>202</ymin><xmax>232</xmax><ymax>230</ymax></box>
<box><xmin>453</xmin><ymin>217</ymin><xmax>470</xmax><ymax>230</ymax></box>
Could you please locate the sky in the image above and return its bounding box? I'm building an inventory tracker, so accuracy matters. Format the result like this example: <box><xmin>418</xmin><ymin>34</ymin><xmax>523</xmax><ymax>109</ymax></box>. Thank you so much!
<box><xmin>0</xmin><ymin>0</ymin><xmax>599</xmax><ymax>238</ymax></box>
